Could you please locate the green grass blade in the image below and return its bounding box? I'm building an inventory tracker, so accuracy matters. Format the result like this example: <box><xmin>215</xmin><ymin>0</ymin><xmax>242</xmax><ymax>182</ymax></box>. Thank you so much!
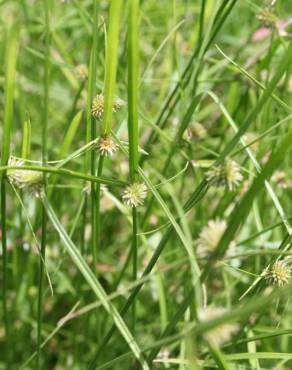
<box><xmin>41</xmin><ymin>194</ymin><xmax>150</xmax><ymax>370</ymax></box>
<box><xmin>21</xmin><ymin>118</ymin><xmax>31</xmax><ymax>159</ymax></box>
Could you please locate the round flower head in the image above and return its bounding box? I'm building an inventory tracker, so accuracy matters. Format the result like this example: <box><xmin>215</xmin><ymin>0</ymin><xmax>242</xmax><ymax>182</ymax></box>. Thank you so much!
<box><xmin>190</xmin><ymin>123</ymin><xmax>207</xmax><ymax>140</ymax></box>
<box><xmin>197</xmin><ymin>219</ymin><xmax>227</xmax><ymax>257</ymax></box>
<box><xmin>75</xmin><ymin>64</ymin><xmax>88</xmax><ymax>81</ymax></box>
<box><xmin>257</xmin><ymin>7</ymin><xmax>278</xmax><ymax>28</ymax></box>
<box><xmin>198</xmin><ymin>306</ymin><xmax>239</xmax><ymax>346</ymax></box>
<box><xmin>91</xmin><ymin>94</ymin><xmax>105</xmax><ymax>120</ymax></box>
<box><xmin>97</xmin><ymin>135</ymin><xmax>117</xmax><ymax>157</ymax></box>
<box><xmin>7</xmin><ymin>156</ymin><xmax>43</xmax><ymax>197</ymax></box>
<box><xmin>264</xmin><ymin>261</ymin><xmax>291</xmax><ymax>287</ymax></box>
<box><xmin>122</xmin><ymin>182</ymin><xmax>147</xmax><ymax>208</ymax></box>
<box><xmin>272</xmin><ymin>171</ymin><xmax>289</xmax><ymax>189</ymax></box>
<box><xmin>91</xmin><ymin>93</ymin><xmax>125</xmax><ymax>120</ymax></box>
<box><xmin>206</xmin><ymin>159</ymin><xmax>243</xmax><ymax>191</ymax></box>
<box><xmin>243</xmin><ymin>132</ymin><xmax>259</xmax><ymax>151</ymax></box>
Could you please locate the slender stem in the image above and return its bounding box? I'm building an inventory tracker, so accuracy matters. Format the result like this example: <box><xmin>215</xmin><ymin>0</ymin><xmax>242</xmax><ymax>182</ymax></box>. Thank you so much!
<box><xmin>0</xmin><ymin>20</ymin><xmax>19</xmax><ymax>368</ymax></box>
<box><xmin>1</xmin><ymin>182</ymin><xmax>9</xmax><ymax>366</ymax></box>
<box><xmin>128</xmin><ymin>0</ymin><xmax>140</xmax><ymax>330</ymax></box>
<box><xmin>131</xmin><ymin>207</ymin><xmax>138</xmax><ymax>331</ymax></box>
<box><xmin>94</xmin><ymin>0</ymin><xmax>123</xmax><ymax>267</ymax></box>
<box><xmin>102</xmin><ymin>0</ymin><xmax>123</xmax><ymax>135</ymax></box>
<box><xmin>37</xmin><ymin>1</ymin><xmax>50</xmax><ymax>368</ymax></box>
<box><xmin>89</xmin><ymin>0</ymin><xmax>99</xmax><ymax>274</ymax></box>
<box><xmin>198</xmin><ymin>0</ymin><xmax>206</xmax><ymax>42</ymax></box>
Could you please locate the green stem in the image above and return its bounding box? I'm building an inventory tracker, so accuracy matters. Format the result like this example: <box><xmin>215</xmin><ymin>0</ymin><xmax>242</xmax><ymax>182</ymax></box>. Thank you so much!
<box><xmin>102</xmin><ymin>0</ymin><xmax>123</xmax><ymax>135</ymax></box>
<box><xmin>37</xmin><ymin>1</ymin><xmax>50</xmax><ymax>368</ymax></box>
<box><xmin>0</xmin><ymin>19</ymin><xmax>19</xmax><ymax>368</ymax></box>
<box><xmin>1</xmin><ymin>182</ymin><xmax>9</xmax><ymax>366</ymax></box>
<box><xmin>128</xmin><ymin>0</ymin><xmax>140</xmax><ymax>330</ymax></box>
<box><xmin>131</xmin><ymin>207</ymin><xmax>138</xmax><ymax>331</ymax></box>
<box><xmin>90</xmin><ymin>0</ymin><xmax>99</xmax><ymax>275</ymax></box>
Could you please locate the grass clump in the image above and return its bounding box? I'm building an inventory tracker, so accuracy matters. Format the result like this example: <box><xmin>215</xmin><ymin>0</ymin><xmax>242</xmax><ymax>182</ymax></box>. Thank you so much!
<box><xmin>1</xmin><ymin>1</ymin><xmax>292</xmax><ymax>369</ymax></box>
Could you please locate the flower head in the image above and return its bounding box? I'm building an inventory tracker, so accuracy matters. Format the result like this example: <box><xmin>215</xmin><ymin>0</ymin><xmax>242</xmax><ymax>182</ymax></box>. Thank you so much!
<box><xmin>91</xmin><ymin>93</ymin><xmax>125</xmax><ymax>120</ymax></box>
<box><xmin>122</xmin><ymin>182</ymin><xmax>147</xmax><ymax>208</ymax></box>
<box><xmin>91</xmin><ymin>94</ymin><xmax>105</xmax><ymax>120</ymax></box>
<box><xmin>190</xmin><ymin>123</ymin><xmax>207</xmax><ymax>140</ymax></box>
<box><xmin>75</xmin><ymin>64</ymin><xmax>88</xmax><ymax>81</ymax></box>
<box><xmin>264</xmin><ymin>261</ymin><xmax>291</xmax><ymax>287</ymax></box>
<box><xmin>257</xmin><ymin>6</ymin><xmax>278</xmax><ymax>28</ymax></box>
<box><xmin>206</xmin><ymin>159</ymin><xmax>243</xmax><ymax>191</ymax></box>
<box><xmin>272</xmin><ymin>171</ymin><xmax>289</xmax><ymax>189</ymax></box>
<box><xmin>198</xmin><ymin>306</ymin><xmax>239</xmax><ymax>345</ymax></box>
<box><xmin>97</xmin><ymin>135</ymin><xmax>117</xmax><ymax>157</ymax></box>
<box><xmin>197</xmin><ymin>219</ymin><xmax>227</xmax><ymax>257</ymax></box>
<box><xmin>7</xmin><ymin>157</ymin><xmax>43</xmax><ymax>196</ymax></box>
<box><xmin>243</xmin><ymin>132</ymin><xmax>259</xmax><ymax>151</ymax></box>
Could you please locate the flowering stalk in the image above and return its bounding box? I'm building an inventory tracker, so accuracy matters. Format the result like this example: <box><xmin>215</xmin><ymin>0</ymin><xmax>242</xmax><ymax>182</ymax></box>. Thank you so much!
<box><xmin>86</xmin><ymin>0</ymin><xmax>99</xmax><ymax>275</ymax></box>
<box><xmin>127</xmin><ymin>0</ymin><xmax>140</xmax><ymax>331</ymax></box>
<box><xmin>0</xmin><ymin>21</ymin><xmax>19</xmax><ymax>365</ymax></box>
<box><xmin>37</xmin><ymin>1</ymin><xmax>50</xmax><ymax>368</ymax></box>
<box><xmin>94</xmin><ymin>0</ymin><xmax>123</xmax><ymax>269</ymax></box>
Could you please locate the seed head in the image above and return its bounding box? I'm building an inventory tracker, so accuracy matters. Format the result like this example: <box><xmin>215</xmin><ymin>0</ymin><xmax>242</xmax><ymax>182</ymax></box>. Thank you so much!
<box><xmin>198</xmin><ymin>306</ymin><xmax>239</xmax><ymax>345</ymax></box>
<box><xmin>206</xmin><ymin>159</ymin><xmax>243</xmax><ymax>191</ymax></box>
<box><xmin>122</xmin><ymin>182</ymin><xmax>147</xmax><ymax>208</ymax></box>
<box><xmin>257</xmin><ymin>7</ymin><xmax>278</xmax><ymax>28</ymax></box>
<box><xmin>197</xmin><ymin>219</ymin><xmax>227</xmax><ymax>257</ymax></box>
<box><xmin>91</xmin><ymin>94</ymin><xmax>105</xmax><ymax>120</ymax></box>
<box><xmin>265</xmin><ymin>261</ymin><xmax>291</xmax><ymax>287</ymax></box>
<box><xmin>272</xmin><ymin>171</ymin><xmax>289</xmax><ymax>189</ymax></box>
<box><xmin>243</xmin><ymin>132</ymin><xmax>259</xmax><ymax>151</ymax></box>
<box><xmin>190</xmin><ymin>123</ymin><xmax>207</xmax><ymax>140</ymax></box>
<box><xmin>91</xmin><ymin>93</ymin><xmax>125</xmax><ymax>120</ymax></box>
<box><xmin>7</xmin><ymin>157</ymin><xmax>43</xmax><ymax>197</ymax></box>
<box><xmin>97</xmin><ymin>135</ymin><xmax>117</xmax><ymax>157</ymax></box>
<box><xmin>75</xmin><ymin>64</ymin><xmax>88</xmax><ymax>81</ymax></box>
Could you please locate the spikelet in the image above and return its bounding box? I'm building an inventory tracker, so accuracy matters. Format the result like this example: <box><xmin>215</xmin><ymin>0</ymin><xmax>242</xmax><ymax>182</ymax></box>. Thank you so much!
<box><xmin>97</xmin><ymin>135</ymin><xmax>117</xmax><ymax>157</ymax></box>
<box><xmin>264</xmin><ymin>261</ymin><xmax>291</xmax><ymax>287</ymax></box>
<box><xmin>75</xmin><ymin>64</ymin><xmax>88</xmax><ymax>81</ymax></box>
<box><xmin>198</xmin><ymin>306</ymin><xmax>239</xmax><ymax>345</ymax></box>
<box><xmin>122</xmin><ymin>182</ymin><xmax>147</xmax><ymax>208</ymax></box>
<box><xmin>7</xmin><ymin>156</ymin><xmax>43</xmax><ymax>197</ymax></box>
<box><xmin>91</xmin><ymin>93</ymin><xmax>125</xmax><ymax>120</ymax></box>
<box><xmin>197</xmin><ymin>219</ymin><xmax>227</xmax><ymax>257</ymax></box>
<box><xmin>206</xmin><ymin>159</ymin><xmax>243</xmax><ymax>191</ymax></box>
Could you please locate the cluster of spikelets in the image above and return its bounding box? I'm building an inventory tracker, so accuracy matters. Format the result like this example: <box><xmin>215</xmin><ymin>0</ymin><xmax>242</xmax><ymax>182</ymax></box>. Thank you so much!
<box><xmin>75</xmin><ymin>64</ymin><xmax>88</xmax><ymax>81</ymax></box>
<box><xmin>121</xmin><ymin>182</ymin><xmax>147</xmax><ymax>208</ymax></box>
<box><xmin>7</xmin><ymin>157</ymin><xmax>43</xmax><ymax>197</ymax></box>
<box><xmin>198</xmin><ymin>306</ymin><xmax>239</xmax><ymax>346</ymax></box>
<box><xmin>264</xmin><ymin>260</ymin><xmax>291</xmax><ymax>287</ymax></box>
<box><xmin>206</xmin><ymin>158</ymin><xmax>243</xmax><ymax>191</ymax></box>
<box><xmin>97</xmin><ymin>135</ymin><xmax>117</xmax><ymax>157</ymax></box>
<box><xmin>196</xmin><ymin>219</ymin><xmax>235</xmax><ymax>258</ymax></box>
<box><xmin>91</xmin><ymin>93</ymin><xmax>125</xmax><ymax>120</ymax></box>
<box><xmin>257</xmin><ymin>3</ymin><xmax>278</xmax><ymax>28</ymax></box>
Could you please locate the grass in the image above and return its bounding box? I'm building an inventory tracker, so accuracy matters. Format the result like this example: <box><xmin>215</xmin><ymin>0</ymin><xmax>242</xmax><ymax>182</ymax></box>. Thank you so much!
<box><xmin>1</xmin><ymin>0</ymin><xmax>292</xmax><ymax>369</ymax></box>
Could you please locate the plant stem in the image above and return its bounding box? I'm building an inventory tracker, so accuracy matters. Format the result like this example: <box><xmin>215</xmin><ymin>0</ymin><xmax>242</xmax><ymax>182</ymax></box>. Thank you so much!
<box><xmin>94</xmin><ymin>0</ymin><xmax>123</xmax><ymax>268</ymax></box>
<box><xmin>128</xmin><ymin>0</ymin><xmax>140</xmax><ymax>331</ymax></box>
<box><xmin>89</xmin><ymin>0</ymin><xmax>99</xmax><ymax>274</ymax></box>
<box><xmin>1</xmin><ymin>182</ymin><xmax>9</xmax><ymax>366</ymax></box>
<box><xmin>37</xmin><ymin>1</ymin><xmax>50</xmax><ymax>368</ymax></box>
<box><xmin>0</xmin><ymin>20</ymin><xmax>19</xmax><ymax>367</ymax></box>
